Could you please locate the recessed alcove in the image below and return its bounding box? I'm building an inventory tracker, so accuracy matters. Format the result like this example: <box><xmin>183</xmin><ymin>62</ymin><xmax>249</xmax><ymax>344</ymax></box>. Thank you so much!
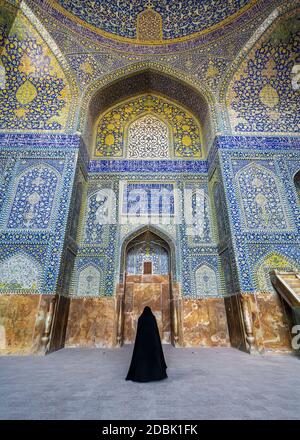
<box><xmin>82</xmin><ymin>69</ymin><xmax>214</xmax><ymax>158</ymax></box>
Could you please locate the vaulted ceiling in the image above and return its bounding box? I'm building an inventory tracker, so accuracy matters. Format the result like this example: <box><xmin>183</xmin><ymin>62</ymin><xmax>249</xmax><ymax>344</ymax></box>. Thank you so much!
<box><xmin>52</xmin><ymin>0</ymin><xmax>256</xmax><ymax>43</ymax></box>
<box><xmin>30</xmin><ymin>0</ymin><xmax>279</xmax><ymax>54</ymax></box>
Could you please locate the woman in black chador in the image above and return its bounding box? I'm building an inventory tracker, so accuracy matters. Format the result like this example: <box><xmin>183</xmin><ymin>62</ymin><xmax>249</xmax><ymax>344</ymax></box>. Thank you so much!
<box><xmin>126</xmin><ymin>306</ymin><xmax>168</xmax><ymax>382</ymax></box>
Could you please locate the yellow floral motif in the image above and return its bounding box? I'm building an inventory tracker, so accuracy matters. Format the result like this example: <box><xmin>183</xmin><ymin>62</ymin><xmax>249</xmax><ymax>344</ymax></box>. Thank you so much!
<box><xmin>182</xmin><ymin>135</ymin><xmax>192</xmax><ymax>147</ymax></box>
<box><xmin>95</xmin><ymin>94</ymin><xmax>202</xmax><ymax>158</ymax></box>
<box><xmin>58</xmin><ymin>87</ymin><xmax>68</xmax><ymax>100</ymax></box>
<box><xmin>14</xmin><ymin>107</ymin><xmax>28</xmax><ymax>118</ymax></box>
<box><xmin>226</xmin><ymin>12</ymin><xmax>298</xmax><ymax>134</ymax></box>
<box><xmin>137</xmin><ymin>6</ymin><xmax>163</xmax><ymax>42</ymax></box>
<box><xmin>80</xmin><ymin>61</ymin><xmax>94</xmax><ymax>75</ymax></box>
<box><xmin>19</xmin><ymin>54</ymin><xmax>36</xmax><ymax>75</ymax></box>
<box><xmin>206</xmin><ymin>62</ymin><xmax>219</xmax><ymax>78</ymax></box>
<box><xmin>259</xmin><ymin>84</ymin><xmax>279</xmax><ymax>108</ymax></box>
<box><xmin>16</xmin><ymin>79</ymin><xmax>37</xmax><ymax>105</ymax></box>
<box><xmin>256</xmin><ymin>253</ymin><xmax>296</xmax><ymax>291</ymax></box>
<box><xmin>105</xmin><ymin>134</ymin><xmax>115</xmax><ymax>146</ymax></box>
<box><xmin>267</xmin><ymin>109</ymin><xmax>280</xmax><ymax>121</ymax></box>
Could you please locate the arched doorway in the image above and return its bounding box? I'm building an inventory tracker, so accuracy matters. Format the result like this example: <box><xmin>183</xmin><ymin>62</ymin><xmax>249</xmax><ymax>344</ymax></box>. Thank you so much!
<box><xmin>117</xmin><ymin>226</ymin><xmax>181</xmax><ymax>347</ymax></box>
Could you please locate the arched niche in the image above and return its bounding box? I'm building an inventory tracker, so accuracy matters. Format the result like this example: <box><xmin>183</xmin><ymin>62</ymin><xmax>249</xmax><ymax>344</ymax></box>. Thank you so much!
<box><xmin>0</xmin><ymin>252</ymin><xmax>41</xmax><ymax>292</ymax></box>
<box><xmin>77</xmin><ymin>264</ymin><xmax>103</xmax><ymax>296</ymax></box>
<box><xmin>126</xmin><ymin>113</ymin><xmax>170</xmax><ymax>159</ymax></box>
<box><xmin>7</xmin><ymin>164</ymin><xmax>60</xmax><ymax>230</ymax></box>
<box><xmin>254</xmin><ymin>252</ymin><xmax>298</xmax><ymax>292</ymax></box>
<box><xmin>118</xmin><ymin>225</ymin><xmax>179</xmax><ymax>346</ymax></box>
<box><xmin>80</xmin><ymin>67</ymin><xmax>215</xmax><ymax>158</ymax></box>
<box><xmin>119</xmin><ymin>224</ymin><xmax>177</xmax><ymax>283</ymax></box>
<box><xmin>126</xmin><ymin>231</ymin><xmax>170</xmax><ymax>275</ymax></box>
<box><xmin>94</xmin><ymin>93</ymin><xmax>202</xmax><ymax>159</ymax></box>
<box><xmin>195</xmin><ymin>263</ymin><xmax>219</xmax><ymax>297</ymax></box>
<box><xmin>235</xmin><ymin>163</ymin><xmax>289</xmax><ymax>231</ymax></box>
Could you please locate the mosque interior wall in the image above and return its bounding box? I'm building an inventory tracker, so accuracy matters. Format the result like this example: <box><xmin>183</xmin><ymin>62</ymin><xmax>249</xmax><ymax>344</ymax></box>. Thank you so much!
<box><xmin>0</xmin><ymin>0</ymin><xmax>299</xmax><ymax>355</ymax></box>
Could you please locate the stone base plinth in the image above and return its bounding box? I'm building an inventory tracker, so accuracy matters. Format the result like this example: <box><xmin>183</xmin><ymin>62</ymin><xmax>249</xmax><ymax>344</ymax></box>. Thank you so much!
<box><xmin>65</xmin><ymin>296</ymin><xmax>117</xmax><ymax>348</ymax></box>
<box><xmin>123</xmin><ymin>274</ymin><xmax>171</xmax><ymax>344</ymax></box>
<box><xmin>181</xmin><ymin>298</ymin><xmax>230</xmax><ymax>347</ymax></box>
<box><xmin>242</xmin><ymin>291</ymin><xmax>293</xmax><ymax>353</ymax></box>
<box><xmin>0</xmin><ymin>294</ymin><xmax>53</xmax><ymax>355</ymax></box>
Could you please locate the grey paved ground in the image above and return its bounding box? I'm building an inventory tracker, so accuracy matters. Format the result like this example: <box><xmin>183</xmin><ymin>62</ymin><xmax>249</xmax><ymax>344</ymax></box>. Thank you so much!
<box><xmin>0</xmin><ymin>345</ymin><xmax>300</xmax><ymax>420</ymax></box>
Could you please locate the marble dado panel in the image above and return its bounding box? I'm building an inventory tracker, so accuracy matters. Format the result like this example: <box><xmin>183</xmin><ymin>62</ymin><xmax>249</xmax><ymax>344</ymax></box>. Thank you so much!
<box><xmin>66</xmin><ymin>285</ymin><xmax>230</xmax><ymax>348</ymax></box>
<box><xmin>243</xmin><ymin>291</ymin><xmax>293</xmax><ymax>352</ymax></box>
<box><xmin>65</xmin><ymin>297</ymin><xmax>117</xmax><ymax>348</ymax></box>
<box><xmin>181</xmin><ymin>298</ymin><xmax>230</xmax><ymax>347</ymax></box>
<box><xmin>0</xmin><ymin>294</ymin><xmax>53</xmax><ymax>354</ymax></box>
<box><xmin>0</xmin><ymin>292</ymin><xmax>295</xmax><ymax>352</ymax></box>
<box><xmin>123</xmin><ymin>274</ymin><xmax>171</xmax><ymax>344</ymax></box>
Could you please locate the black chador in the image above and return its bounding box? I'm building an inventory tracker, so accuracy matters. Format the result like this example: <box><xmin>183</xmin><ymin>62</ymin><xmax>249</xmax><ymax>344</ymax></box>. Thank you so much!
<box><xmin>126</xmin><ymin>306</ymin><xmax>168</xmax><ymax>382</ymax></box>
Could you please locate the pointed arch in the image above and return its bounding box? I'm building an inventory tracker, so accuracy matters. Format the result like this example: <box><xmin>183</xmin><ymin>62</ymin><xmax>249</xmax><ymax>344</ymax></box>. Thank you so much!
<box><xmin>125</xmin><ymin>111</ymin><xmax>171</xmax><ymax>159</ymax></box>
<box><xmin>126</xmin><ymin>240</ymin><xmax>169</xmax><ymax>275</ymax></box>
<box><xmin>235</xmin><ymin>162</ymin><xmax>290</xmax><ymax>231</ymax></box>
<box><xmin>254</xmin><ymin>251</ymin><xmax>299</xmax><ymax>291</ymax></box>
<box><xmin>76</xmin><ymin>263</ymin><xmax>103</xmax><ymax>296</ymax></box>
<box><xmin>195</xmin><ymin>263</ymin><xmax>219</xmax><ymax>297</ymax></box>
<box><xmin>120</xmin><ymin>224</ymin><xmax>177</xmax><ymax>281</ymax></box>
<box><xmin>79</xmin><ymin>63</ymin><xmax>217</xmax><ymax>156</ymax></box>
<box><xmin>93</xmin><ymin>92</ymin><xmax>203</xmax><ymax>159</ymax></box>
<box><xmin>0</xmin><ymin>252</ymin><xmax>41</xmax><ymax>292</ymax></box>
<box><xmin>6</xmin><ymin>163</ymin><xmax>60</xmax><ymax>230</ymax></box>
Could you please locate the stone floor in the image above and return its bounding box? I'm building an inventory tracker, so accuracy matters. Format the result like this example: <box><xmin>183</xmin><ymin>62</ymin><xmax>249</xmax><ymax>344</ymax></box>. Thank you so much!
<box><xmin>0</xmin><ymin>345</ymin><xmax>300</xmax><ymax>420</ymax></box>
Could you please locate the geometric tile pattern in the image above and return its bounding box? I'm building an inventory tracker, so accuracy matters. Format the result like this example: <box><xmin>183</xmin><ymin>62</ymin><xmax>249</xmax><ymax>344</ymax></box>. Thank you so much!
<box><xmin>218</xmin><ymin>139</ymin><xmax>300</xmax><ymax>292</ymax></box>
<box><xmin>1</xmin><ymin>2</ymin><xmax>299</xmax><ymax>303</ymax></box>
<box><xmin>0</xmin><ymin>133</ymin><xmax>79</xmax><ymax>295</ymax></box>
<box><xmin>127</xmin><ymin>115</ymin><xmax>169</xmax><ymax>159</ymax></box>
<box><xmin>122</xmin><ymin>183</ymin><xmax>175</xmax><ymax>216</ymax></box>
<box><xmin>0</xmin><ymin>130</ymin><xmax>299</xmax><ymax>299</ymax></box>
<box><xmin>83</xmin><ymin>190</ymin><xmax>109</xmax><ymax>245</ymax></box>
<box><xmin>184</xmin><ymin>182</ymin><xmax>212</xmax><ymax>246</ymax></box>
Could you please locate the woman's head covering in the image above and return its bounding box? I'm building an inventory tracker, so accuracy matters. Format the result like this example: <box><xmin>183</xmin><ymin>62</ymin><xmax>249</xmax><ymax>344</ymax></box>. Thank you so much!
<box><xmin>143</xmin><ymin>306</ymin><xmax>152</xmax><ymax>315</ymax></box>
<box><xmin>126</xmin><ymin>304</ymin><xmax>167</xmax><ymax>382</ymax></box>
